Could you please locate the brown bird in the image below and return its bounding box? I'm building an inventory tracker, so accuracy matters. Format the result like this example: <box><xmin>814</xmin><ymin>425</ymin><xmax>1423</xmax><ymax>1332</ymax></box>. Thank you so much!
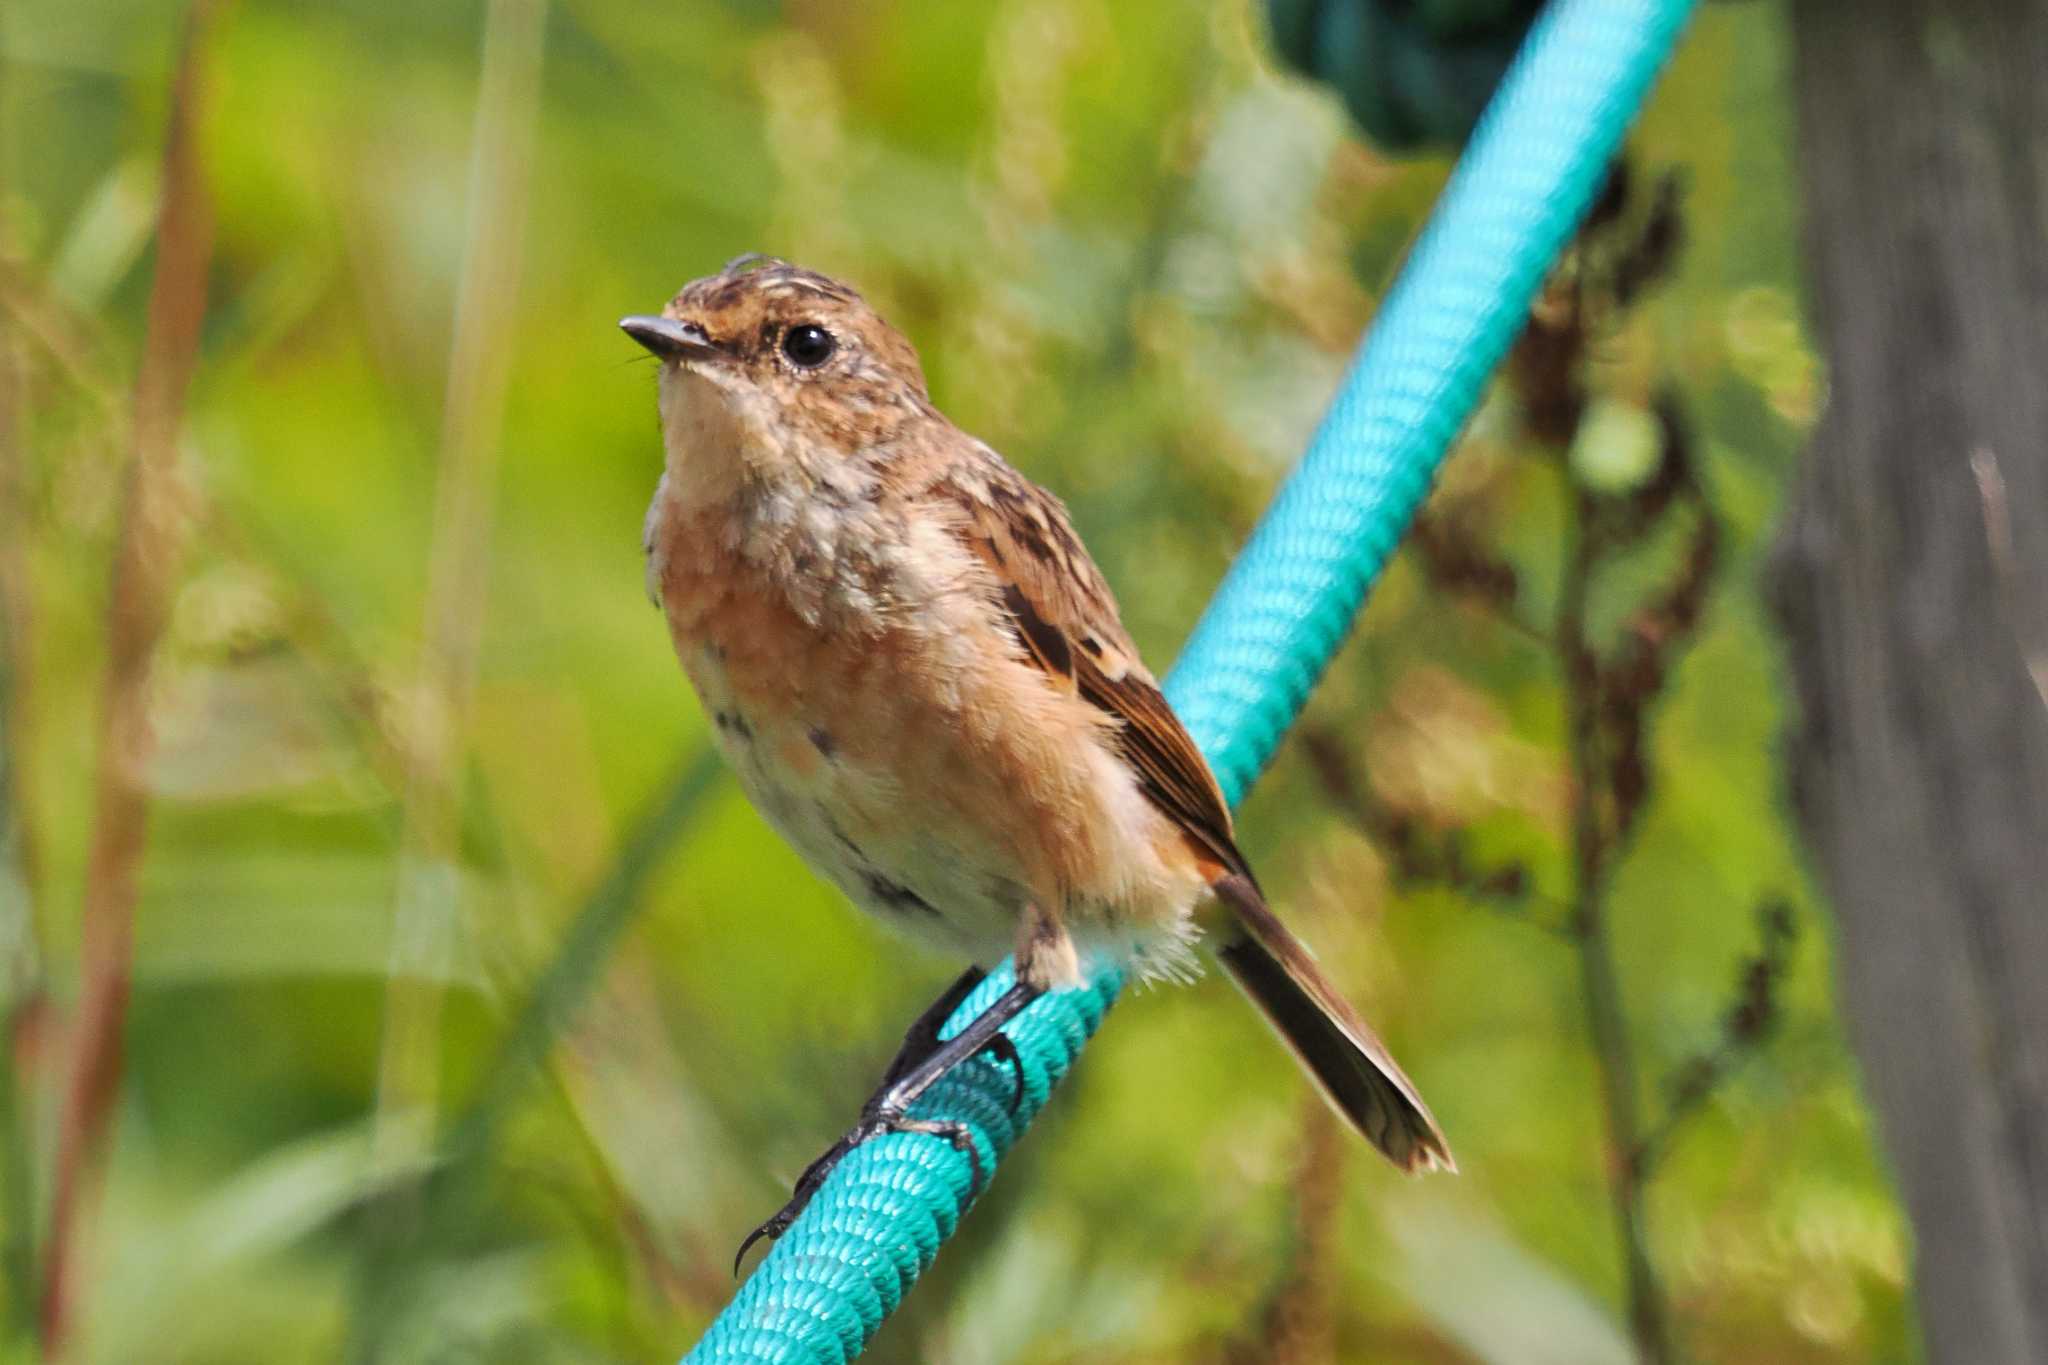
<box><xmin>622</xmin><ymin>255</ymin><xmax>1450</xmax><ymax>1260</ymax></box>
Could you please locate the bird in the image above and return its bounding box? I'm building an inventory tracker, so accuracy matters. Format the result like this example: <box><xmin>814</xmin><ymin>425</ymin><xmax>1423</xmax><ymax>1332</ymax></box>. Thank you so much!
<box><xmin>621</xmin><ymin>255</ymin><xmax>1451</xmax><ymax>1262</ymax></box>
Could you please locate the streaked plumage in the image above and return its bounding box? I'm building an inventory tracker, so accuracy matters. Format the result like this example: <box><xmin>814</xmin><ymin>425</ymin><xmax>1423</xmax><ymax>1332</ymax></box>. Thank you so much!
<box><xmin>628</xmin><ymin>255</ymin><xmax>1452</xmax><ymax>1175</ymax></box>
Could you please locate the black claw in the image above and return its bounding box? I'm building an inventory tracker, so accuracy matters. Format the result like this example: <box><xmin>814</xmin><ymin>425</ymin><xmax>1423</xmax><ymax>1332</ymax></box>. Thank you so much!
<box><xmin>979</xmin><ymin>1032</ymin><xmax>1026</xmax><ymax>1111</ymax></box>
<box><xmin>734</xmin><ymin>980</ymin><xmax>1044</xmax><ymax>1273</ymax></box>
<box><xmin>732</xmin><ymin>1214</ymin><xmax>785</xmax><ymax>1276</ymax></box>
<box><xmin>732</xmin><ymin>1129</ymin><xmax>866</xmax><ymax>1274</ymax></box>
<box><xmin>731</xmin><ymin>1113</ymin><xmax>991</xmax><ymax>1273</ymax></box>
<box><xmin>900</xmin><ymin>1116</ymin><xmax>987</xmax><ymax>1191</ymax></box>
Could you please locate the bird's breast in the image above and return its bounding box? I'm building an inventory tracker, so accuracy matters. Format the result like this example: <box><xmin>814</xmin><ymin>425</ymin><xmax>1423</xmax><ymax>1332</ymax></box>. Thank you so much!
<box><xmin>646</xmin><ymin>485</ymin><xmax>1200</xmax><ymax>963</ymax></box>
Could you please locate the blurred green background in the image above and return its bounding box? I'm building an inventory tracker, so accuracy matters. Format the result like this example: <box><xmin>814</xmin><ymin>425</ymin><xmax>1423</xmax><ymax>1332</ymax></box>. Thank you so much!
<box><xmin>2</xmin><ymin>0</ymin><xmax>1905</xmax><ymax>1361</ymax></box>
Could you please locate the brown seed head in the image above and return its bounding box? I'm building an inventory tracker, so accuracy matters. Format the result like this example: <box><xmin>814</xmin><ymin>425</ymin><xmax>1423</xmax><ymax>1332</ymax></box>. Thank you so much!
<box><xmin>622</xmin><ymin>256</ymin><xmax>937</xmax><ymax>484</ymax></box>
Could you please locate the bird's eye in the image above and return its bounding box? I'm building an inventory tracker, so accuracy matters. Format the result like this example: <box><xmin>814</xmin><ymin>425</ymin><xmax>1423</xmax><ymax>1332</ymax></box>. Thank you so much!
<box><xmin>781</xmin><ymin>323</ymin><xmax>836</xmax><ymax>369</ymax></box>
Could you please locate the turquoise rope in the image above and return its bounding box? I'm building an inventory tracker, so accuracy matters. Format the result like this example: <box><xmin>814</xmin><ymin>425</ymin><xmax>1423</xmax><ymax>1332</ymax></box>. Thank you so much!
<box><xmin>683</xmin><ymin>2</ymin><xmax>1694</xmax><ymax>1359</ymax></box>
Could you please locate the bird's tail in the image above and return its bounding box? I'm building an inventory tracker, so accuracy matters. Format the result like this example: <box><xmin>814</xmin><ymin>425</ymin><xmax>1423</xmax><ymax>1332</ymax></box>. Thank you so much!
<box><xmin>1209</xmin><ymin>874</ymin><xmax>1454</xmax><ymax>1173</ymax></box>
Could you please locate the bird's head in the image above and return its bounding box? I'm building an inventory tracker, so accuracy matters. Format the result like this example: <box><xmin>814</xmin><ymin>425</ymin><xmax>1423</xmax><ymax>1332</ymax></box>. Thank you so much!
<box><xmin>622</xmin><ymin>255</ymin><xmax>934</xmax><ymax>494</ymax></box>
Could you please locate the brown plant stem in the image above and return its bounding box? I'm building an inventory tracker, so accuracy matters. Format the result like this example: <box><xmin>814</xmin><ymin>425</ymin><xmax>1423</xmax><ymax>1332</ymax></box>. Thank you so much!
<box><xmin>1634</xmin><ymin>900</ymin><xmax>1795</xmax><ymax>1178</ymax></box>
<box><xmin>1559</xmin><ymin>491</ymin><xmax>1670</xmax><ymax>1365</ymax></box>
<box><xmin>1240</xmin><ymin>1099</ymin><xmax>1347</xmax><ymax>1364</ymax></box>
<box><xmin>39</xmin><ymin>0</ymin><xmax>225</xmax><ymax>1349</ymax></box>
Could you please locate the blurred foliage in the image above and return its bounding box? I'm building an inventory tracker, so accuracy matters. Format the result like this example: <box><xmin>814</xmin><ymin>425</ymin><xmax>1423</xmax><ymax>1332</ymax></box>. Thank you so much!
<box><xmin>0</xmin><ymin>1</ymin><xmax>1911</xmax><ymax>1362</ymax></box>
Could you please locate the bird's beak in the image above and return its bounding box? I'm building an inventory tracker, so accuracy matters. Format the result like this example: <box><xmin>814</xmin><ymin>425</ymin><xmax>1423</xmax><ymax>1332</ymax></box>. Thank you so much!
<box><xmin>620</xmin><ymin>314</ymin><xmax>718</xmax><ymax>363</ymax></box>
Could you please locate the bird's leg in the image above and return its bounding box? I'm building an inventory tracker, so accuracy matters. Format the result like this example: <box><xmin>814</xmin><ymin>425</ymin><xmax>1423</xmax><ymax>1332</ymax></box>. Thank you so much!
<box><xmin>735</xmin><ymin>978</ymin><xmax>1044</xmax><ymax>1271</ymax></box>
<box><xmin>878</xmin><ymin>965</ymin><xmax>1020</xmax><ymax>1099</ymax></box>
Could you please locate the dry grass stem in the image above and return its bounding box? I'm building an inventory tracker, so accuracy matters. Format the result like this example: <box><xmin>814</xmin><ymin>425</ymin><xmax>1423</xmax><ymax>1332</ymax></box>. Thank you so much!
<box><xmin>40</xmin><ymin>0</ymin><xmax>227</xmax><ymax>1348</ymax></box>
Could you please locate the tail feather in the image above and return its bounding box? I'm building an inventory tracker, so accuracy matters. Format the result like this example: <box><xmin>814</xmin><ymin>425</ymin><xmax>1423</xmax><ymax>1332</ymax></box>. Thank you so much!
<box><xmin>1210</xmin><ymin>874</ymin><xmax>1454</xmax><ymax>1173</ymax></box>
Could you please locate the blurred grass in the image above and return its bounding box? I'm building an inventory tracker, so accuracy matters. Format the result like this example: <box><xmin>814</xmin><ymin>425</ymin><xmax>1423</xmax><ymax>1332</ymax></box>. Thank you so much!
<box><xmin>0</xmin><ymin>1</ymin><xmax>1913</xmax><ymax>1362</ymax></box>
<box><xmin>370</xmin><ymin>0</ymin><xmax>548</xmax><ymax>1256</ymax></box>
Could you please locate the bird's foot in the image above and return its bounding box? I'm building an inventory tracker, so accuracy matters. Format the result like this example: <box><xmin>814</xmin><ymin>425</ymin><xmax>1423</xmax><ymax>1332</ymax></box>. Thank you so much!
<box><xmin>879</xmin><ymin>967</ymin><xmax>1027</xmax><ymax>1111</ymax></box>
<box><xmin>732</xmin><ymin>1110</ymin><xmax>985</xmax><ymax>1273</ymax></box>
<box><xmin>733</xmin><ymin>976</ymin><xmax>1043</xmax><ymax>1273</ymax></box>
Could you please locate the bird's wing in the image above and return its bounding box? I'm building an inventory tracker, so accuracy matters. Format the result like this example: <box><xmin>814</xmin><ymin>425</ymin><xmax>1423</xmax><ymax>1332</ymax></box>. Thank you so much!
<box><xmin>936</xmin><ymin>455</ymin><xmax>1250</xmax><ymax>883</ymax></box>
